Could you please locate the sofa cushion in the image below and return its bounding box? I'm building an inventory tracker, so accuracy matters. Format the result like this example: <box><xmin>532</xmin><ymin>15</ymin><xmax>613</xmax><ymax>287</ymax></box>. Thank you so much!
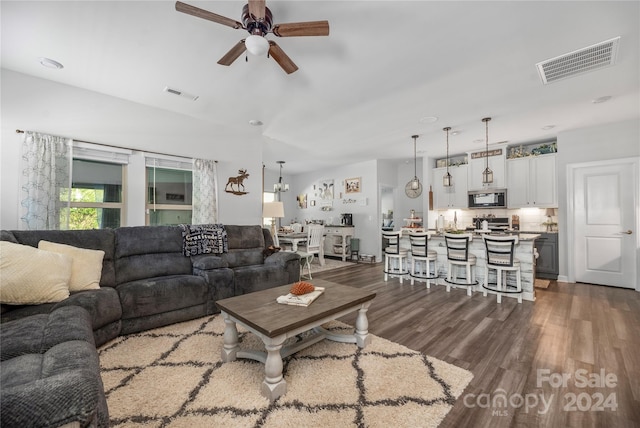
<box><xmin>1</xmin><ymin>306</ymin><xmax>94</xmax><ymax>361</ymax></box>
<box><xmin>233</xmin><ymin>264</ymin><xmax>293</xmax><ymax>295</ymax></box>
<box><xmin>38</xmin><ymin>241</ymin><xmax>104</xmax><ymax>292</ymax></box>
<box><xmin>117</xmin><ymin>275</ymin><xmax>208</xmax><ymax>319</ymax></box>
<box><xmin>7</xmin><ymin>229</ymin><xmax>117</xmax><ymax>288</ymax></box>
<box><xmin>180</xmin><ymin>223</ymin><xmax>228</xmax><ymax>256</ymax></box>
<box><xmin>0</xmin><ymin>341</ymin><xmax>108</xmax><ymax>427</ymax></box>
<box><xmin>0</xmin><ymin>242</ymin><xmax>72</xmax><ymax>305</ymax></box>
<box><xmin>115</xmin><ymin>226</ymin><xmax>192</xmax><ymax>284</ymax></box>
<box><xmin>224</xmin><ymin>225</ymin><xmax>265</xmax><ymax>249</ymax></box>
<box><xmin>221</xmin><ymin>248</ymin><xmax>265</xmax><ymax>268</ymax></box>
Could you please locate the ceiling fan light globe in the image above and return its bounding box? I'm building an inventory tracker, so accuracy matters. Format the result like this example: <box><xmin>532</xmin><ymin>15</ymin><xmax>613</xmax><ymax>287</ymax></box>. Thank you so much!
<box><xmin>245</xmin><ymin>35</ymin><xmax>270</xmax><ymax>56</ymax></box>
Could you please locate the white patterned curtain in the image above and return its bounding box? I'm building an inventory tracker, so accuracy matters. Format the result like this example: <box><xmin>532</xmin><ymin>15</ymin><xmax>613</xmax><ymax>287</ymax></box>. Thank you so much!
<box><xmin>20</xmin><ymin>132</ymin><xmax>72</xmax><ymax>230</ymax></box>
<box><xmin>191</xmin><ymin>158</ymin><xmax>218</xmax><ymax>224</ymax></box>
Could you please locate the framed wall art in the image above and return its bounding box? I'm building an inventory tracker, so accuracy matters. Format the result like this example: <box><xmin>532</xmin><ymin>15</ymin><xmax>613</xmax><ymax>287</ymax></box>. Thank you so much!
<box><xmin>345</xmin><ymin>177</ymin><xmax>361</xmax><ymax>194</ymax></box>
<box><xmin>297</xmin><ymin>193</ymin><xmax>307</xmax><ymax>209</ymax></box>
<box><xmin>318</xmin><ymin>179</ymin><xmax>334</xmax><ymax>200</ymax></box>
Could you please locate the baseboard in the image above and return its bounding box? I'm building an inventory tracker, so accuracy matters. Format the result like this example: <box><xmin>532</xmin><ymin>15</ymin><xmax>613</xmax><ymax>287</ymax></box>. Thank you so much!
<box><xmin>557</xmin><ymin>275</ymin><xmax>569</xmax><ymax>283</ymax></box>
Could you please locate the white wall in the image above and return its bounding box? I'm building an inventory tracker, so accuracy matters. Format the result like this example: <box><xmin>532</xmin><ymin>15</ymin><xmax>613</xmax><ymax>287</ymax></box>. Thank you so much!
<box><xmin>1</xmin><ymin>70</ymin><xmax>263</xmax><ymax>229</ymax></box>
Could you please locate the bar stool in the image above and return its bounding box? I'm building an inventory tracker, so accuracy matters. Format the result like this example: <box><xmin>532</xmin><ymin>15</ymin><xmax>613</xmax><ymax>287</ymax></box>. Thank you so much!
<box><xmin>443</xmin><ymin>233</ymin><xmax>478</xmax><ymax>296</ymax></box>
<box><xmin>408</xmin><ymin>231</ymin><xmax>438</xmax><ymax>288</ymax></box>
<box><xmin>482</xmin><ymin>235</ymin><xmax>522</xmax><ymax>303</ymax></box>
<box><xmin>382</xmin><ymin>230</ymin><xmax>408</xmax><ymax>283</ymax></box>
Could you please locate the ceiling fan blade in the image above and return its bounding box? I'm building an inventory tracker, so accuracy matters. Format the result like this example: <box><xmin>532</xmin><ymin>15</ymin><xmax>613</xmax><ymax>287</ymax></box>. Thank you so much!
<box><xmin>248</xmin><ymin>0</ymin><xmax>266</xmax><ymax>20</ymax></box>
<box><xmin>273</xmin><ymin>21</ymin><xmax>329</xmax><ymax>37</ymax></box>
<box><xmin>268</xmin><ymin>41</ymin><xmax>298</xmax><ymax>74</ymax></box>
<box><xmin>175</xmin><ymin>1</ymin><xmax>243</xmax><ymax>29</ymax></box>
<box><xmin>217</xmin><ymin>40</ymin><xmax>247</xmax><ymax>66</ymax></box>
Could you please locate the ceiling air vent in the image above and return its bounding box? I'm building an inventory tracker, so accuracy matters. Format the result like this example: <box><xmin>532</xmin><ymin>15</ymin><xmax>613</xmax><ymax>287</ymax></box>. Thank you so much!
<box><xmin>536</xmin><ymin>36</ymin><xmax>620</xmax><ymax>84</ymax></box>
<box><xmin>163</xmin><ymin>86</ymin><xmax>199</xmax><ymax>101</ymax></box>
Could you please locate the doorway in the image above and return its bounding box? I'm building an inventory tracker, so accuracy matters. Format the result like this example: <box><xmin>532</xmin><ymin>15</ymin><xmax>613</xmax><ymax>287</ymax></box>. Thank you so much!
<box><xmin>568</xmin><ymin>158</ymin><xmax>639</xmax><ymax>289</ymax></box>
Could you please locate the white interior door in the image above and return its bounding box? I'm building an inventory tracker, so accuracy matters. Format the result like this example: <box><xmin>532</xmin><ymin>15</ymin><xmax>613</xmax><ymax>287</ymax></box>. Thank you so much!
<box><xmin>571</xmin><ymin>158</ymin><xmax>638</xmax><ymax>288</ymax></box>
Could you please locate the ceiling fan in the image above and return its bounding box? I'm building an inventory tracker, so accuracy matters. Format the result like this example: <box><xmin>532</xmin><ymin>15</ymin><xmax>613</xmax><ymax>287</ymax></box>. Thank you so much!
<box><xmin>175</xmin><ymin>1</ymin><xmax>330</xmax><ymax>74</ymax></box>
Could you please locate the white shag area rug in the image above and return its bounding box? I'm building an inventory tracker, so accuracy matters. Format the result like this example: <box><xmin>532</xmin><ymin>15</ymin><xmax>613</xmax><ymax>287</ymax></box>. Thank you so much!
<box><xmin>99</xmin><ymin>316</ymin><xmax>473</xmax><ymax>428</ymax></box>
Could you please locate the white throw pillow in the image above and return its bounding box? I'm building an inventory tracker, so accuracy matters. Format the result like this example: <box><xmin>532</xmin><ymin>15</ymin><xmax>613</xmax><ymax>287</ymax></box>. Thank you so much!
<box><xmin>38</xmin><ymin>240</ymin><xmax>104</xmax><ymax>291</ymax></box>
<box><xmin>0</xmin><ymin>241</ymin><xmax>72</xmax><ymax>304</ymax></box>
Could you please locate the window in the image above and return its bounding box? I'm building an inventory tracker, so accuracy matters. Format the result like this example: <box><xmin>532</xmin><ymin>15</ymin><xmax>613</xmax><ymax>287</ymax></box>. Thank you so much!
<box><xmin>61</xmin><ymin>159</ymin><xmax>125</xmax><ymax>229</ymax></box>
<box><xmin>146</xmin><ymin>165</ymin><xmax>193</xmax><ymax>225</ymax></box>
<box><xmin>263</xmin><ymin>192</ymin><xmax>276</xmax><ymax>228</ymax></box>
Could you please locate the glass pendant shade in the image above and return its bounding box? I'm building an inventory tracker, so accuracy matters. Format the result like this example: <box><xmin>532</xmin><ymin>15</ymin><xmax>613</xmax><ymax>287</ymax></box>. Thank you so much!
<box><xmin>404</xmin><ymin>135</ymin><xmax>423</xmax><ymax>198</ymax></box>
<box><xmin>443</xmin><ymin>172</ymin><xmax>452</xmax><ymax>187</ymax></box>
<box><xmin>481</xmin><ymin>117</ymin><xmax>494</xmax><ymax>184</ymax></box>
<box><xmin>443</xmin><ymin>126</ymin><xmax>452</xmax><ymax>187</ymax></box>
<box><xmin>482</xmin><ymin>167</ymin><xmax>493</xmax><ymax>184</ymax></box>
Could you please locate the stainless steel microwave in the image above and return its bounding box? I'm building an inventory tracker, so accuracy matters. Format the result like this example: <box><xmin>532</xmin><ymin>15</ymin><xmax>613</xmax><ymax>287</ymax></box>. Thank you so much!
<box><xmin>468</xmin><ymin>190</ymin><xmax>507</xmax><ymax>209</ymax></box>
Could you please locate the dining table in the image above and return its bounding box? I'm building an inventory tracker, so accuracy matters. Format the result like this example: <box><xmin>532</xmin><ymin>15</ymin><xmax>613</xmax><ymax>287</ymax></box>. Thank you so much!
<box><xmin>277</xmin><ymin>231</ymin><xmax>326</xmax><ymax>267</ymax></box>
<box><xmin>276</xmin><ymin>232</ymin><xmax>308</xmax><ymax>252</ymax></box>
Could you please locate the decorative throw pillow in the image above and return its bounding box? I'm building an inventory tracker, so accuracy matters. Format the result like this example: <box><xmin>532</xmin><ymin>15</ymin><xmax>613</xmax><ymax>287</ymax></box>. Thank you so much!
<box><xmin>0</xmin><ymin>241</ymin><xmax>72</xmax><ymax>304</ymax></box>
<box><xmin>38</xmin><ymin>240</ymin><xmax>104</xmax><ymax>291</ymax></box>
<box><xmin>180</xmin><ymin>224</ymin><xmax>228</xmax><ymax>256</ymax></box>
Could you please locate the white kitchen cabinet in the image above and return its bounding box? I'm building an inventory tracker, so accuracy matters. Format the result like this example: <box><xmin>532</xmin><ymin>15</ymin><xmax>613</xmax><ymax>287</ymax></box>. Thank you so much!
<box><xmin>433</xmin><ymin>165</ymin><xmax>468</xmax><ymax>209</ymax></box>
<box><xmin>467</xmin><ymin>152</ymin><xmax>506</xmax><ymax>191</ymax></box>
<box><xmin>507</xmin><ymin>154</ymin><xmax>557</xmax><ymax>208</ymax></box>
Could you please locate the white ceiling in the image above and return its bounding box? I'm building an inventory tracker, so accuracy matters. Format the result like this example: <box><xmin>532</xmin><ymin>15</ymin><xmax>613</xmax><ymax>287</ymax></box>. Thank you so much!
<box><xmin>2</xmin><ymin>1</ymin><xmax>639</xmax><ymax>174</ymax></box>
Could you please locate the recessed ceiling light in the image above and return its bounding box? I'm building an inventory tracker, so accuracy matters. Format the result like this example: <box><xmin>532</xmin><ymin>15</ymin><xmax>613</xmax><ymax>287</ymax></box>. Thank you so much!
<box><xmin>38</xmin><ymin>57</ymin><xmax>63</xmax><ymax>69</ymax></box>
<box><xmin>451</xmin><ymin>131</ymin><xmax>460</xmax><ymax>136</ymax></box>
<box><xmin>418</xmin><ymin>116</ymin><xmax>438</xmax><ymax>124</ymax></box>
<box><xmin>473</xmin><ymin>139</ymin><xmax>484</xmax><ymax>144</ymax></box>
<box><xmin>541</xmin><ymin>125</ymin><xmax>556</xmax><ymax>130</ymax></box>
<box><xmin>592</xmin><ymin>95</ymin><xmax>612</xmax><ymax>104</ymax></box>
<box><xmin>248</xmin><ymin>119</ymin><xmax>263</xmax><ymax>126</ymax></box>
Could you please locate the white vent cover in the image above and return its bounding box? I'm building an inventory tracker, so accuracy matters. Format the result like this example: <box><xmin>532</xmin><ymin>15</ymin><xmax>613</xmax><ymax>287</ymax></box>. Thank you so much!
<box><xmin>536</xmin><ymin>37</ymin><xmax>620</xmax><ymax>84</ymax></box>
<box><xmin>163</xmin><ymin>86</ymin><xmax>199</xmax><ymax>101</ymax></box>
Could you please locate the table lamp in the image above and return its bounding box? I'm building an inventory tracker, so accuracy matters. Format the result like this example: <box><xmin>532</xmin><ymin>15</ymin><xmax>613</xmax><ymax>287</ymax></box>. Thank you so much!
<box><xmin>263</xmin><ymin>201</ymin><xmax>285</xmax><ymax>246</ymax></box>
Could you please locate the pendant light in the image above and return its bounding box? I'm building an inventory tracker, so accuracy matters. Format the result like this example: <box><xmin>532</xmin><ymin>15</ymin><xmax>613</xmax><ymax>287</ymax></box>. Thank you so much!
<box><xmin>273</xmin><ymin>161</ymin><xmax>289</xmax><ymax>193</ymax></box>
<box><xmin>481</xmin><ymin>117</ymin><xmax>493</xmax><ymax>184</ymax></box>
<box><xmin>443</xmin><ymin>127</ymin><xmax>452</xmax><ymax>187</ymax></box>
<box><xmin>405</xmin><ymin>135</ymin><xmax>423</xmax><ymax>198</ymax></box>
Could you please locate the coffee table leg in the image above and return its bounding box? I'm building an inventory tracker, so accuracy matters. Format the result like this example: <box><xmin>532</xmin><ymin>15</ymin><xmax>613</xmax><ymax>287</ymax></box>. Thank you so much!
<box><xmin>221</xmin><ymin>312</ymin><xmax>239</xmax><ymax>362</ymax></box>
<box><xmin>355</xmin><ymin>302</ymin><xmax>372</xmax><ymax>348</ymax></box>
<box><xmin>261</xmin><ymin>335</ymin><xmax>287</xmax><ymax>401</ymax></box>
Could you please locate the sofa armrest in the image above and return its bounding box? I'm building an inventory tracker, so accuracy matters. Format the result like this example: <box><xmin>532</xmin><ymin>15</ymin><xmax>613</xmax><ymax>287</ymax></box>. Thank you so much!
<box><xmin>265</xmin><ymin>251</ymin><xmax>300</xmax><ymax>266</ymax></box>
<box><xmin>191</xmin><ymin>255</ymin><xmax>229</xmax><ymax>270</ymax></box>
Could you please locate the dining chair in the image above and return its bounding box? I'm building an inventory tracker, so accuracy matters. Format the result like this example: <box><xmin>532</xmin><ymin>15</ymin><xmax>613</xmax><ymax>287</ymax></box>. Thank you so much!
<box><xmin>296</xmin><ymin>224</ymin><xmax>324</xmax><ymax>279</ymax></box>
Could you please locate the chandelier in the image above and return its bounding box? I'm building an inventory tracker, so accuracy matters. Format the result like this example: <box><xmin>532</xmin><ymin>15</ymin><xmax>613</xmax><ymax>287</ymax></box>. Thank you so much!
<box><xmin>273</xmin><ymin>161</ymin><xmax>289</xmax><ymax>193</ymax></box>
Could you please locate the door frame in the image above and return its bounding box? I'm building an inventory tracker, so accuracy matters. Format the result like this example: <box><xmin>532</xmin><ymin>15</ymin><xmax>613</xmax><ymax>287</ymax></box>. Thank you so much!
<box><xmin>566</xmin><ymin>157</ymin><xmax>640</xmax><ymax>290</ymax></box>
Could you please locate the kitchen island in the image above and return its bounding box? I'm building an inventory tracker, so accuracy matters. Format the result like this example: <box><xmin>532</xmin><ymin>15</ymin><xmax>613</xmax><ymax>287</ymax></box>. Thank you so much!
<box><xmin>400</xmin><ymin>232</ymin><xmax>539</xmax><ymax>302</ymax></box>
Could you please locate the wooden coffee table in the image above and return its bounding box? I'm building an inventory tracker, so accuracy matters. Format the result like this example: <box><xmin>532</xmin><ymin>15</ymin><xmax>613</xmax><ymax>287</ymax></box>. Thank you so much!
<box><xmin>215</xmin><ymin>279</ymin><xmax>376</xmax><ymax>401</ymax></box>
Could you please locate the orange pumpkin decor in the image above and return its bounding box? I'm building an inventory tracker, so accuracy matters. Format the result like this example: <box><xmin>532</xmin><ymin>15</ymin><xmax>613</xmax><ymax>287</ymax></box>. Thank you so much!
<box><xmin>290</xmin><ymin>281</ymin><xmax>315</xmax><ymax>295</ymax></box>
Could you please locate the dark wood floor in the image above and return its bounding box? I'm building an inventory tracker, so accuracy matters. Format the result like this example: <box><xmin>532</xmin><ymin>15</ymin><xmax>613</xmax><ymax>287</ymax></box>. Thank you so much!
<box><xmin>314</xmin><ymin>263</ymin><xmax>640</xmax><ymax>428</ymax></box>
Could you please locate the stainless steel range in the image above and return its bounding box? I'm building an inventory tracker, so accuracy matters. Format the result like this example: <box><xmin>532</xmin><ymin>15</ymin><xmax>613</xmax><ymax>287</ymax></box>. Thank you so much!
<box><xmin>471</xmin><ymin>216</ymin><xmax>510</xmax><ymax>232</ymax></box>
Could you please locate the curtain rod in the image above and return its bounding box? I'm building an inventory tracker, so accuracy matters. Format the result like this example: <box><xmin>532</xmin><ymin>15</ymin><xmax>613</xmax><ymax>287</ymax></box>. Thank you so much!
<box><xmin>15</xmin><ymin>129</ymin><xmax>217</xmax><ymax>162</ymax></box>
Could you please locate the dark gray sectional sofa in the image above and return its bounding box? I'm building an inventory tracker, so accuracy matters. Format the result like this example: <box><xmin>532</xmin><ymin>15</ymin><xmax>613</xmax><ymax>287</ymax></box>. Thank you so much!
<box><xmin>0</xmin><ymin>224</ymin><xmax>300</xmax><ymax>427</ymax></box>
